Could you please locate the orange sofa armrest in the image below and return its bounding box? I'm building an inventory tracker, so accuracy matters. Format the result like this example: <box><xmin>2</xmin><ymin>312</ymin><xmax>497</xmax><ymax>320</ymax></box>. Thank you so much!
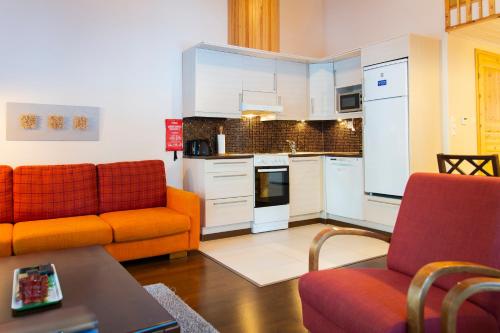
<box><xmin>166</xmin><ymin>186</ymin><xmax>200</xmax><ymax>250</ymax></box>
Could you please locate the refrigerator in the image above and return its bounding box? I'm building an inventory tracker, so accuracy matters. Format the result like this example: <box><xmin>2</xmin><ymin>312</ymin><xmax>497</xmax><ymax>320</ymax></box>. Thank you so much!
<box><xmin>363</xmin><ymin>59</ymin><xmax>410</xmax><ymax>198</ymax></box>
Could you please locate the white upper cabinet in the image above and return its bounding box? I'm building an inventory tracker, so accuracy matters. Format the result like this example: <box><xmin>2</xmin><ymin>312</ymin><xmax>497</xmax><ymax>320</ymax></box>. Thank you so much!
<box><xmin>276</xmin><ymin>60</ymin><xmax>308</xmax><ymax>120</ymax></box>
<box><xmin>308</xmin><ymin>62</ymin><xmax>335</xmax><ymax>120</ymax></box>
<box><xmin>334</xmin><ymin>56</ymin><xmax>362</xmax><ymax>88</ymax></box>
<box><xmin>241</xmin><ymin>56</ymin><xmax>277</xmax><ymax>93</ymax></box>
<box><xmin>183</xmin><ymin>48</ymin><xmax>243</xmax><ymax>118</ymax></box>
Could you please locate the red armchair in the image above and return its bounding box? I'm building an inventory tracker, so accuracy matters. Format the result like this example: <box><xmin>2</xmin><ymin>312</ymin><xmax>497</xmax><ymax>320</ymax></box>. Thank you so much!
<box><xmin>299</xmin><ymin>173</ymin><xmax>500</xmax><ymax>333</ymax></box>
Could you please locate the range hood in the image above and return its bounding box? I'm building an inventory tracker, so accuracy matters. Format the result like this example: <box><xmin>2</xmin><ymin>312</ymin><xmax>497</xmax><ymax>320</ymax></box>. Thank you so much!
<box><xmin>240</xmin><ymin>90</ymin><xmax>283</xmax><ymax>120</ymax></box>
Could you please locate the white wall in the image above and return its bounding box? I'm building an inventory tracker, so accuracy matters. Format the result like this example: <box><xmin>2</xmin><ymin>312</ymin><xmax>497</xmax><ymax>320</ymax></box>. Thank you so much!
<box><xmin>0</xmin><ymin>0</ymin><xmax>327</xmax><ymax>188</ymax></box>
<box><xmin>323</xmin><ymin>0</ymin><xmax>445</xmax><ymax>55</ymax></box>
<box><xmin>0</xmin><ymin>0</ymin><xmax>228</xmax><ymax>188</ymax></box>
<box><xmin>446</xmin><ymin>34</ymin><xmax>500</xmax><ymax>154</ymax></box>
<box><xmin>280</xmin><ymin>0</ymin><xmax>325</xmax><ymax>57</ymax></box>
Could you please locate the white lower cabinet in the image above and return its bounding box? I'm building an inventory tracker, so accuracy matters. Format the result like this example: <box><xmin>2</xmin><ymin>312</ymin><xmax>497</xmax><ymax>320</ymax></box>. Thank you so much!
<box><xmin>183</xmin><ymin>158</ymin><xmax>254</xmax><ymax>235</ymax></box>
<box><xmin>205</xmin><ymin>172</ymin><xmax>253</xmax><ymax>199</ymax></box>
<box><xmin>364</xmin><ymin>195</ymin><xmax>401</xmax><ymax>229</ymax></box>
<box><xmin>205</xmin><ymin>196</ymin><xmax>254</xmax><ymax>228</ymax></box>
<box><xmin>289</xmin><ymin>157</ymin><xmax>323</xmax><ymax>217</ymax></box>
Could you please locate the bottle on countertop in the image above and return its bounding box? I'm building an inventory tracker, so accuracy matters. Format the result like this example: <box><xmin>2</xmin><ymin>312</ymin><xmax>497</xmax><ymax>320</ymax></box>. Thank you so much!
<box><xmin>217</xmin><ymin>126</ymin><xmax>226</xmax><ymax>155</ymax></box>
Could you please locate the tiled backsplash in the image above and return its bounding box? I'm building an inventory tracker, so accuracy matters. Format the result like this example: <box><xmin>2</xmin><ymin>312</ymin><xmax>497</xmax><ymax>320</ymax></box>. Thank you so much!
<box><xmin>183</xmin><ymin>117</ymin><xmax>362</xmax><ymax>154</ymax></box>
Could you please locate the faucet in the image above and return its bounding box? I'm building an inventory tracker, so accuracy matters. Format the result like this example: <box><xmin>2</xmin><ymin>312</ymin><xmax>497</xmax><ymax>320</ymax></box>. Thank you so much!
<box><xmin>286</xmin><ymin>140</ymin><xmax>297</xmax><ymax>154</ymax></box>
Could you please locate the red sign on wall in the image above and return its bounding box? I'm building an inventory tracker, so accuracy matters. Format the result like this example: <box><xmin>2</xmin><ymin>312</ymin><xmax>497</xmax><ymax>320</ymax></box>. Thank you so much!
<box><xmin>165</xmin><ymin>119</ymin><xmax>183</xmax><ymax>151</ymax></box>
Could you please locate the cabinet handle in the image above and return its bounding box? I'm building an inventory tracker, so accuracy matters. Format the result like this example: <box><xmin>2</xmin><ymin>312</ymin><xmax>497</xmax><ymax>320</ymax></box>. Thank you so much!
<box><xmin>367</xmin><ymin>197</ymin><xmax>401</xmax><ymax>206</ymax></box>
<box><xmin>213</xmin><ymin>174</ymin><xmax>248</xmax><ymax>178</ymax></box>
<box><xmin>292</xmin><ymin>159</ymin><xmax>318</xmax><ymax>163</ymax></box>
<box><xmin>278</xmin><ymin>95</ymin><xmax>282</xmax><ymax>105</ymax></box>
<box><xmin>239</xmin><ymin>92</ymin><xmax>243</xmax><ymax>105</ymax></box>
<box><xmin>274</xmin><ymin>72</ymin><xmax>277</xmax><ymax>91</ymax></box>
<box><xmin>213</xmin><ymin>161</ymin><xmax>248</xmax><ymax>165</ymax></box>
<box><xmin>214</xmin><ymin>200</ymin><xmax>247</xmax><ymax>206</ymax></box>
<box><xmin>310</xmin><ymin>98</ymin><xmax>315</xmax><ymax>114</ymax></box>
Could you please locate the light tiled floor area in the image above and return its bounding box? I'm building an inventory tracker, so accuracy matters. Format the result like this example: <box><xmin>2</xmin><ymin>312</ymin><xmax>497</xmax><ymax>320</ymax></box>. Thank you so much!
<box><xmin>199</xmin><ymin>223</ymin><xmax>389</xmax><ymax>286</ymax></box>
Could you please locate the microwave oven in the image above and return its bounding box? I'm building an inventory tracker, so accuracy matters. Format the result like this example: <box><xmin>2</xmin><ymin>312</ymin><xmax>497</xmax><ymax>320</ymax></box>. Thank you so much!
<box><xmin>337</xmin><ymin>89</ymin><xmax>362</xmax><ymax>113</ymax></box>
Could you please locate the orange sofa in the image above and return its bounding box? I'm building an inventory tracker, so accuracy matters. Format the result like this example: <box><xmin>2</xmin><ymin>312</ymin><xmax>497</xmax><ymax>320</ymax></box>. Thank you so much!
<box><xmin>0</xmin><ymin>160</ymin><xmax>200</xmax><ymax>262</ymax></box>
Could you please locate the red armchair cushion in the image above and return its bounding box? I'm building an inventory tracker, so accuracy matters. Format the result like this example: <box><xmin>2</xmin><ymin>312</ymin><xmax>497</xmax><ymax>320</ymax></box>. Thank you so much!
<box><xmin>13</xmin><ymin>164</ymin><xmax>98</xmax><ymax>223</ymax></box>
<box><xmin>97</xmin><ymin>160</ymin><xmax>166</xmax><ymax>214</ymax></box>
<box><xmin>299</xmin><ymin>268</ymin><xmax>498</xmax><ymax>333</ymax></box>
<box><xmin>387</xmin><ymin>173</ymin><xmax>500</xmax><ymax>324</ymax></box>
<box><xmin>0</xmin><ymin>166</ymin><xmax>13</xmax><ymax>223</ymax></box>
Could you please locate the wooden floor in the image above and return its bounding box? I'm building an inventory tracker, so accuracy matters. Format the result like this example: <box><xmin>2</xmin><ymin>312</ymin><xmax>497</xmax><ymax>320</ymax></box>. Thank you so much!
<box><xmin>125</xmin><ymin>250</ymin><xmax>387</xmax><ymax>333</ymax></box>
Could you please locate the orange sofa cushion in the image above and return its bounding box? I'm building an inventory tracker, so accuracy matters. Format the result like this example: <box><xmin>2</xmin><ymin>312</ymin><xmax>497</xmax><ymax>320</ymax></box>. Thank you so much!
<box><xmin>0</xmin><ymin>223</ymin><xmax>13</xmax><ymax>257</ymax></box>
<box><xmin>97</xmin><ymin>160</ymin><xmax>166</xmax><ymax>214</ymax></box>
<box><xmin>13</xmin><ymin>164</ymin><xmax>98</xmax><ymax>222</ymax></box>
<box><xmin>105</xmin><ymin>232</ymin><xmax>189</xmax><ymax>262</ymax></box>
<box><xmin>13</xmin><ymin>215</ymin><xmax>112</xmax><ymax>255</ymax></box>
<box><xmin>0</xmin><ymin>166</ymin><xmax>13</xmax><ymax>223</ymax></box>
<box><xmin>100</xmin><ymin>207</ymin><xmax>190</xmax><ymax>243</ymax></box>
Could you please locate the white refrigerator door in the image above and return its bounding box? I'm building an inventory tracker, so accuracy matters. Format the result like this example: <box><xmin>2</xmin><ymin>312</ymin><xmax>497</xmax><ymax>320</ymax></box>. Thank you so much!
<box><xmin>364</xmin><ymin>59</ymin><xmax>408</xmax><ymax>101</ymax></box>
<box><xmin>325</xmin><ymin>157</ymin><xmax>364</xmax><ymax>220</ymax></box>
<box><xmin>364</xmin><ymin>96</ymin><xmax>410</xmax><ymax>197</ymax></box>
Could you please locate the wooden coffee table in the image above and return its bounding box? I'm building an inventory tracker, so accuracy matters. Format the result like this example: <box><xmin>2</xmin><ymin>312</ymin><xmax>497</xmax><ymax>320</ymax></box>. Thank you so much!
<box><xmin>0</xmin><ymin>246</ymin><xmax>179</xmax><ymax>332</ymax></box>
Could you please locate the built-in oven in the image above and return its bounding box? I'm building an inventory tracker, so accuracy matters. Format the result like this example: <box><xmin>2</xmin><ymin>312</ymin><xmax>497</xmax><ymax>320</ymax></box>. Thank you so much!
<box><xmin>254</xmin><ymin>166</ymin><xmax>289</xmax><ymax>208</ymax></box>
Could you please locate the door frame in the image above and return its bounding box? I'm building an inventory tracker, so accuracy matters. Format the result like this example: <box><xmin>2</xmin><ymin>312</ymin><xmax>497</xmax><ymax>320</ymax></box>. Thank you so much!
<box><xmin>475</xmin><ymin>49</ymin><xmax>500</xmax><ymax>154</ymax></box>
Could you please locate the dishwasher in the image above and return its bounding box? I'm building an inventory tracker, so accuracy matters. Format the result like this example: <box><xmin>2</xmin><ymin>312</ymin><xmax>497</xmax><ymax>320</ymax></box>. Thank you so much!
<box><xmin>325</xmin><ymin>157</ymin><xmax>364</xmax><ymax>220</ymax></box>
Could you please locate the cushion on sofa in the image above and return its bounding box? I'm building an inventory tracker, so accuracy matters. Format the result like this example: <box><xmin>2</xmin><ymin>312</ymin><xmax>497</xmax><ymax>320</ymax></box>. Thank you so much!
<box><xmin>13</xmin><ymin>164</ymin><xmax>98</xmax><ymax>223</ymax></box>
<box><xmin>13</xmin><ymin>215</ymin><xmax>112</xmax><ymax>255</ymax></box>
<box><xmin>104</xmin><ymin>232</ymin><xmax>190</xmax><ymax>262</ymax></box>
<box><xmin>0</xmin><ymin>166</ymin><xmax>13</xmax><ymax>223</ymax></box>
<box><xmin>299</xmin><ymin>268</ymin><xmax>498</xmax><ymax>333</ymax></box>
<box><xmin>97</xmin><ymin>160</ymin><xmax>166</xmax><ymax>214</ymax></box>
<box><xmin>100</xmin><ymin>207</ymin><xmax>190</xmax><ymax>243</ymax></box>
<box><xmin>0</xmin><ymin>223</ymin><xmax>13</xmax><ymax>257</ymax></box>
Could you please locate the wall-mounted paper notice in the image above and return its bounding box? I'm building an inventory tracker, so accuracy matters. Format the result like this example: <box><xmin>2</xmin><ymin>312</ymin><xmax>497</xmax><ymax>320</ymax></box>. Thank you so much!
<box><xmin>6</xmin><ymin>102</ymin><xmax>99</xmax><ymax>141</ymax></box>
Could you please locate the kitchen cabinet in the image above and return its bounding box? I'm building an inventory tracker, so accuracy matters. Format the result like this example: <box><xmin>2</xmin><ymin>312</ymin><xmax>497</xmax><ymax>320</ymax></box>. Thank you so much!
<box><xmin>183</xmin><ymin>48</ymin><xmax>243</xmax><ymax>118</ymax></box>
<box><xmin>309</xmin><ymin>62</ymin><xmax>335</xmax><ymax>120</ymax></box>
<box><xmin>289</xmin><ymin>157</ymin><xmax>322</xmax><ymax>217</ymax></box>
<box><xmin>334</xmin><ymin>56</ymin><xmax>362</xmax><ymax>88</ymax></box>
<box><xmin>183</xmin><ymin>158</ymin><xmax>254</xmax><ymax>235</ymax></box>
<box><xmin>276</xmin><ymin>60</ymin><xmax>308</xmax><ymax>120</ymax></box>
<box><xmin>242</xmin><ymin>56</ymin><xmax>276</xmax><ymax>93</ymax></box>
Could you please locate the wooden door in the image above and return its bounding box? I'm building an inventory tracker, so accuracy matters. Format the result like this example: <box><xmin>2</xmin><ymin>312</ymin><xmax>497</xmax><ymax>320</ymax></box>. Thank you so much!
<box><xmin>476</xmin><ymin>49</ymin><xmax>500</xmax><ymax>154</ymax></box>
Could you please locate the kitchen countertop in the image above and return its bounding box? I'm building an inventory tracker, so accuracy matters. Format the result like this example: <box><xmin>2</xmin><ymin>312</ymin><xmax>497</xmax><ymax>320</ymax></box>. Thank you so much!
<box><xmin>183</xmin><ymin>153</ymin><xmax>254</xmax><ymax>159</ymax></box>
<box><xmin>183</xmin><ymin>152</ymin><xmax>362</xmax><ymax>159</ymax></box>
<box><xmin>290</xmin><ymin>152</ymin><xmax>362</xmax><ymax>158</ymax></box>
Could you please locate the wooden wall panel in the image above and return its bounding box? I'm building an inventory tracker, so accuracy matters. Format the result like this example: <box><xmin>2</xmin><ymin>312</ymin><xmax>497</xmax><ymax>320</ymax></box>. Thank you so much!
<box><xmin>228</xmin><ymin>0</ymin><xmax>280</xmax><ymax>52</ymax></box>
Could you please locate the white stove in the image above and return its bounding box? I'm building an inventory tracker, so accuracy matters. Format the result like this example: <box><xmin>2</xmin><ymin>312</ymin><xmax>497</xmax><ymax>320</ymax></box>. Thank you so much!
<box><xmin>253</xmin><ymin>154</ymin><xmax>290</xmax><ymax>233</ymax></box>
<box><xmin>254</xmin><ymin>153</ymin><xmax>289</xmax><ymax>167</ymax></box>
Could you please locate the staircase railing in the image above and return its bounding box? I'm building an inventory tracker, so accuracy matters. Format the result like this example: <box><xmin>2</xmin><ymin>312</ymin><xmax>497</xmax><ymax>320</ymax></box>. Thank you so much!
<box><xmin>445</xmin><ymin>0</ymin><xmax>499</xmax><ymax>30</ymax></box>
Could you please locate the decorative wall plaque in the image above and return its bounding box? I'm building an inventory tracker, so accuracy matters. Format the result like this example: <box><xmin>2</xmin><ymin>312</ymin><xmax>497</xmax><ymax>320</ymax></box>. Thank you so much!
<box><xmin>48</xmin><ymin>115</ymin><xmax>64</xmax><ymax>129</ymax></box>
<box><xmin>6</xmin><ymin>102</ymin><xmax>99</xmax><ymax>141</ymax></box>
<box><xmin>19</xmin><ymin>114</ymin><xmax>38</xmax><ymax>129</ymax></box>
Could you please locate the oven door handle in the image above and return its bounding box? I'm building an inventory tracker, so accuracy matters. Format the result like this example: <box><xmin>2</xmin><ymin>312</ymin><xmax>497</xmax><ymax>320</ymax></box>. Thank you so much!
<box><xmin>257</xmin><ymin>168</ymin><xmax>288</xmax><ymax>173</ymax></box>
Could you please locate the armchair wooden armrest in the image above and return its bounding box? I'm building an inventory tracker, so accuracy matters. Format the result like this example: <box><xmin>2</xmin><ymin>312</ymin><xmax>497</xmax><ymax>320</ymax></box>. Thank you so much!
<box><xmin>309</xmin><ymin>226</ymin><xmax>391</xmax><ymax>272</ymax></box>
<box><xmin>442</xmin><ymin>277</ymin><xmax>500</xmax><ymax>333</ymax></box>
<box><xmin>407</xmin><ymin>261</ymin><xmax>500</xmax><ymax>333</ymax></box>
